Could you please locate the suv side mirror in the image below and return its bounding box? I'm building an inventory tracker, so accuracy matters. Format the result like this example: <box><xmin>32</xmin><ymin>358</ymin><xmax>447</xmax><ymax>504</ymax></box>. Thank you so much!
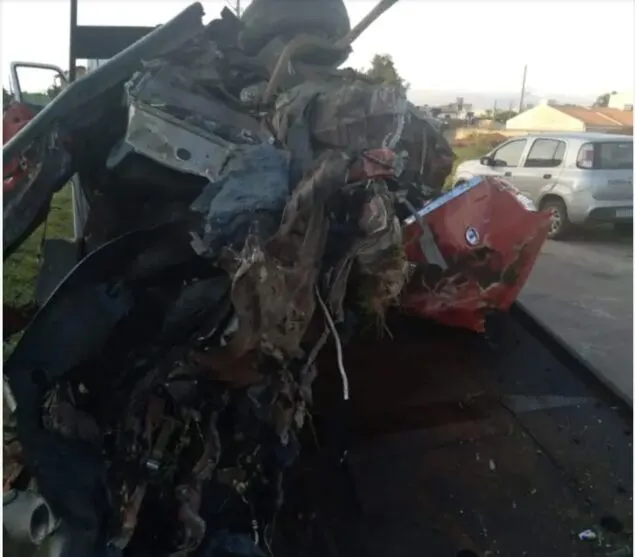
<box><xmin>480</xmin><ymin>155</ymin><xmax>495</xmax><ymax>167</ymax></box>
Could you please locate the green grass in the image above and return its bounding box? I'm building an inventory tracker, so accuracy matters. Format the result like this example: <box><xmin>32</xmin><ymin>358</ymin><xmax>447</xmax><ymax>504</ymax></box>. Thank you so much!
<box><xmin>444</xmin><ymin>143</ymin><xmax>491</xmax><ymax>190</ymax></box>
<box><xmin>3</xmin><ymin>185</ymin><xmax>74</xmax><ymax>308</ymax></box>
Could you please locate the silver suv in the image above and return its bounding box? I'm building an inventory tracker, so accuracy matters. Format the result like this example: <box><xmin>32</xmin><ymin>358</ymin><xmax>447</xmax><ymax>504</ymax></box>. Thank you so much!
<box><xmin>453</xmin><ymin>132</ymin><xmax>633</xmax><ymax>239</ymax></box>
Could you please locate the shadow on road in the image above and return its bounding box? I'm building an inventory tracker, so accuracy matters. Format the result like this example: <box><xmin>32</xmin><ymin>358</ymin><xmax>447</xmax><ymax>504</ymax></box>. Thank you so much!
<box><xmin>526</xmin><ymin>222</ymin><xmax>633</xmax><ymax>402</ymax></box>
<box><xmin>564</xmin><ymin>225</ymin><xmax>633</xmax><ymax>248</ymax></box>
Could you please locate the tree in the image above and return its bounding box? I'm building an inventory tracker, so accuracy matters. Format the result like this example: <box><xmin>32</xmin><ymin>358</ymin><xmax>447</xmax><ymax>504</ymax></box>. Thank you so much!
<box><xmin>364</xmin><ymin>54</ymin><xmax>409</xmax><ymax>90</ymax></box>
<box><xmin>593</xmin><ymin>91</ymin><xmax>617</xmax><ymax>107</ymax></box>
<box><xmin>47</xmin><ymin>84</ymin><xmax>62</xmax><ymax>100</ymax></box>
<box><xmin>494</xmin><ymin>110</ymin><xmax>518</xmax><ymax>124</ymax></box>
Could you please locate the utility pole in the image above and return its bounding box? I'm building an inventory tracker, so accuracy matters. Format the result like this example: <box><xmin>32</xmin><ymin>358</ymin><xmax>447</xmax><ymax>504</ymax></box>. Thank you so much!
<box><xmin>69</xmin><ymin>0</ymin><xmax>78</xmax><ymax>82</ymax></box>
<box><xmin>226</xmin><ymin>0</ymin><xmax>242</xmax><ymax>17</ymax></box>
<box><xmin>519</xmin><ymin>64</ymin><xmax>528</xmax><ymax>113</ymax></box>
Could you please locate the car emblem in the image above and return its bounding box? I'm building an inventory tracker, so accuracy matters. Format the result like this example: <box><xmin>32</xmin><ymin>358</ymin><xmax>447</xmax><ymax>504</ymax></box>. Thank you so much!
<box><xmin>465</xmin><ymin>226</ymin><xmax>480</xmax><ymax>246</ymax></box>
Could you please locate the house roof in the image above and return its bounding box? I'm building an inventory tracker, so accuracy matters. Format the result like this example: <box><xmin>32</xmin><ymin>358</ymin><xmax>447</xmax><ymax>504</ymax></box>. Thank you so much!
<box><xmin>595</xmin><ymin>107</ymin><xmax>634</xmax><ymax>126</ymax></box>
<box><xmin>553</xmin><ymin>105</ymin><xmax>633</xmax><ymax>127</ymax></box>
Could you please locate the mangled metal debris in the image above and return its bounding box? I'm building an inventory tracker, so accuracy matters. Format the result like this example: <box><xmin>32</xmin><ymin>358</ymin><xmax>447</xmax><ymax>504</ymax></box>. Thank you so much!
<box><xmin>2</xmin><ymin>0</ymin><xmax>549</xmax><ymax>556</ymax></box>
<box><xmin>401</xmin><ymin>176</ymin><xmax>550</xmax><ymax>332</ymax></box>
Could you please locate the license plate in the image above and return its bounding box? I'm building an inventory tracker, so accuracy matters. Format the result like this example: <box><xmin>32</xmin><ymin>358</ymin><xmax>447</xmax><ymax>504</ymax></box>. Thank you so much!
<box><xmin>616</xmin><ymin>208</ymin><xmax>633</xmax><ymax>218</ymax></box>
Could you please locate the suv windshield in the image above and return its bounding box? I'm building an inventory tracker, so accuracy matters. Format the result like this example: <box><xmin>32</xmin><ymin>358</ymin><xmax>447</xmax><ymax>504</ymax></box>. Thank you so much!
<box><xmin>595</xmin><ymin>141</ymin><xmax>633</xmax><ymax>170</ymax></box>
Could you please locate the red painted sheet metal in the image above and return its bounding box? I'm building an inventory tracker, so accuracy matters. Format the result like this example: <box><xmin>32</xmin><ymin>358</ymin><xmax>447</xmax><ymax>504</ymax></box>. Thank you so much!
<box><xmin>401</xmin><ymin>176</ymin><xmax>550</xmax><ymax>332</ymax></box>
<box><xmin>3</xmin><ymin>102</ymin><xmax>35</xmax><ymax>193</ymax></box>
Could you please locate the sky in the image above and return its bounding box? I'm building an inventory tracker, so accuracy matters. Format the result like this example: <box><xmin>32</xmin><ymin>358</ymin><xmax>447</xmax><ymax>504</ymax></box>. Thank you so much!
<box><xmin>1</xmin><ymin>0</ymin><xmax>633</xmax><ymax>107</ymax></box>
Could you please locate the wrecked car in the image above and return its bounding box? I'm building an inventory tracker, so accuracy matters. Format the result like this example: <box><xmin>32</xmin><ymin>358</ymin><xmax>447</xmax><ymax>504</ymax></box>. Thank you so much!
<box><xmin>3</xmin><ymin>1</ymin><xmax>553</xmax><ymax>556</ymax></box>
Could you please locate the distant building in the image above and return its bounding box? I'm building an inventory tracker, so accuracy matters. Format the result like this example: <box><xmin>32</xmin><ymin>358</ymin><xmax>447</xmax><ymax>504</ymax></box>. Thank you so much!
<box><xmin>473</xmin><ymin>108</ymin><xmax>491</xmax><ymax>118</ymax></box>
<box><xmin>506</xmin><ymin>102</ymin><xmax>633</xmax><ymax>134</ymax></box>
<box><xmin>435</xmin><ymin>101</ymin><xmax>474</xmax><ymax>120</ymax></box>
<box><xmin>415</xmin><ymin>105</ymin><xmax>432</xmax><ymax>116</ymax></box>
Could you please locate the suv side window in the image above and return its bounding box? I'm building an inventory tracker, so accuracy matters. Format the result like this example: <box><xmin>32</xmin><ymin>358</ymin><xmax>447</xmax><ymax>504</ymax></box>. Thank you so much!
<box><xmin>524</xmin><ymin>138</ymin><xmax>566</xmax><ymax>168</ymax></box>
<box><xmin>493</xmin><ymin>139</ymin><xmax>527</xmax><ymax>167</ymax></box>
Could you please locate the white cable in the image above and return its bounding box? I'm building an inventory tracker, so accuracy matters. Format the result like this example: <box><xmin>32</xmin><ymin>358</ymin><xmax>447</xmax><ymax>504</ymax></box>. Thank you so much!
<box><xmin>314</xmin><ymin>287</ymin><xmax>350</xmax><ymax>401</ymax></box>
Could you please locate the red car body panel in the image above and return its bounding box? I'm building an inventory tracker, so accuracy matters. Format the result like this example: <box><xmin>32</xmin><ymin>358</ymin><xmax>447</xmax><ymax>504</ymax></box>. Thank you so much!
<box><xmin>3</xmin><ymin>102</ymin><xmax>36</xmax><ymax>193</ymax></box>
<box><xmin>401</xmin><ymin>176</ymin><xmax>550</xmax><ymax>332</ymax></box>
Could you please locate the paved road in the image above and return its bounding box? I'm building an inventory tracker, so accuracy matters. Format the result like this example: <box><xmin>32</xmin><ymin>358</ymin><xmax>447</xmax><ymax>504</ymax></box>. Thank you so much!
<box><xmin>520</xmin><ymin>228</ymin><xmax>633</xmax><ymax>404</ymax></box>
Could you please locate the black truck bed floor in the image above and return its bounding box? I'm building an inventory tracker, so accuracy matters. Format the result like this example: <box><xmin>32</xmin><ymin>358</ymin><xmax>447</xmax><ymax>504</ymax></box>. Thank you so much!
<box><xmin>276</xmin><ymin>306</ymin><xmax>633</xmax><ymax>557</ymax></box>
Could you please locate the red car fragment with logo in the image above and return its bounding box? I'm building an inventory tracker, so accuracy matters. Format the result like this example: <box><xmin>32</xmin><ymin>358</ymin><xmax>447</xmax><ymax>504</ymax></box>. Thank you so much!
<box><xmin>401</xmin><ymin>176</ymin><xmax>550</xmax><ymax>332</ymax></box>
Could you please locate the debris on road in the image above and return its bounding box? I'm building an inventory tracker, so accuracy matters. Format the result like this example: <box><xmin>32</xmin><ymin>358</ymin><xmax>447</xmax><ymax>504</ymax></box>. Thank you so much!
<box><xmin>579</xmin><ymin>528</ymin><xmax>599</xmax><ymax>542</ymax></box>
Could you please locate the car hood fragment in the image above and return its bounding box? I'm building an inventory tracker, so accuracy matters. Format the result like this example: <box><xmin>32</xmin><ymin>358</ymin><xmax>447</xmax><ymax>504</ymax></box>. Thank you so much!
<box><xmin>401</xmin><ymin>176</ymin><xmax>550</xmax><ymax>332</ymax></box>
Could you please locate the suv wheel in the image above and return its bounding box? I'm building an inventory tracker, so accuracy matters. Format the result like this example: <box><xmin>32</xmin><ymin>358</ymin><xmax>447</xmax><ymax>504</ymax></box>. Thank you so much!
<box><xmin>541</xmin><ymin>198</ymin><xmax>571</xmax><ymax>240</ymax></box>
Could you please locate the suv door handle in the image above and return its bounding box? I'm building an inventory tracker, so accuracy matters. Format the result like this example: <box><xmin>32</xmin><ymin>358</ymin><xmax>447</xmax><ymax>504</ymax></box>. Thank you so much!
<box><xmin>504</xmin><ymin>171</ymin><xmax>512</xmax><ymax>177</ymax></box>
<box><xmin>543</xmin><ymin>173</ymin><xmax>552</xmax><ymax>179</ymax></box>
